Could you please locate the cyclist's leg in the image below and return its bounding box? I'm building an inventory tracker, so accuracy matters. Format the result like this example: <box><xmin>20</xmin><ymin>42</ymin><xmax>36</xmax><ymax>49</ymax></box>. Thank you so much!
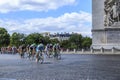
<box><xmin>36</xmin><ymin>51</ymin><xmax>39</xmax><ymax>62</ymax></box>
<box><xmin>39</xmin><ymin>51</ymin><xmax>44</xmax><ymax>63</ymax></box>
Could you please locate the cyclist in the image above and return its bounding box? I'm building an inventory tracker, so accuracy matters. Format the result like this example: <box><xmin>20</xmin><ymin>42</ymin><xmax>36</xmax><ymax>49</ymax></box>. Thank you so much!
<box><xmin>36</xmin><ymin>43</ymin><xmax>44</xmax><ymax>63</ymax></box>
<box><xmin>53</xmin><ymin>43</ymin><xmax>61</xmax><ymax>59</ymax></box>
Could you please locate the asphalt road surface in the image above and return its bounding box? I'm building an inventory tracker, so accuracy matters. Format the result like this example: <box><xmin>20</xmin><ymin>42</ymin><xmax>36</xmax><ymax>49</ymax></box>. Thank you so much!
<box><xmin>0</xmin><ymin>54</ymin><xmax>120</xmax><ymax>80</ymax></box>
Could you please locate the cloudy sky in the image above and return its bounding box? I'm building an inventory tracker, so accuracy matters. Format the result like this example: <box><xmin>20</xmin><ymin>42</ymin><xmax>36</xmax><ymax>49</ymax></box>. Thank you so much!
<box><xmin>0</xmin><ymin>0</ymin><xmax>92</xmax><ymax>37</ymax></box>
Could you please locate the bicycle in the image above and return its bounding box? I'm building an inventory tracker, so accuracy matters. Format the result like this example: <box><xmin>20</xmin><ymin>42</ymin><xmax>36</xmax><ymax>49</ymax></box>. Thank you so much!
<box><xmin>36</xmin><ymin>50</ymin><xmax>44</xmax><ymax>63</ymax></box>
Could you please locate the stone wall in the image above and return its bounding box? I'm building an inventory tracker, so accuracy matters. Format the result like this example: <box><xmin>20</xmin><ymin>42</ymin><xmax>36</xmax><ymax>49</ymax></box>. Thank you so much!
<box><xmin>92</xmin><ymin>0</ymin><xmax>120</xmax><ymax>49</ymax></box>
<box><xmin>92</xmin><ymin>0</ymin><xmax>105</xmax><ymax>29</ymax></box>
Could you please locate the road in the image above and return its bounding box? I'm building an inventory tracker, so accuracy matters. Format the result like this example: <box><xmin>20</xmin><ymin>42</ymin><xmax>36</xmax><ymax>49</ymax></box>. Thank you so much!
<box><xmin>0</xmin><ymin>54</ymin><xmax>120</xmax><ymax>80</ymax></box>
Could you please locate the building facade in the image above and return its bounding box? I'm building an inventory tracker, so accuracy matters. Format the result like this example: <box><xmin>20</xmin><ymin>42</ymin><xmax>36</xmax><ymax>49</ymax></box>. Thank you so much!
<box><xmin>50</xmin><ymin>33</ymin><xmax>71</xmax><ymax>41</ymax></box>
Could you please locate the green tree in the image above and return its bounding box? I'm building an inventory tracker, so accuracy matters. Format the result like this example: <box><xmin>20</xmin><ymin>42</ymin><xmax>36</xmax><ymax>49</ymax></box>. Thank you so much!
<box><xmin>0</xmin><ymin>27</ymin><xmax>10</xmax><ymax>47</ymax></box>
<box><xmin>50</xmin><ymin>38</ymin><xmax>59</xmax><ymax>45</ymax></box>
<box><xmin>82</xmin><ymin>37</ymin><xmax>92</xmax><ymax>49</ymax></box>
<box><xmin>25</xmin><ymin>33</ymin><xmax>44</xmax><ymax>45</ymax></box>
<box><xmin>43</xmin><ymin>36</ymin><xmax>51</xmax><ymax>45</ymax></box>
<box><xmin>70</xmin><ymin>43</ymin><xmax>77</xmax><ymax>49</ymax></box>
<box><xmin>69</xmin><ymin>34</ymin><xmax>83</xmax><ymax>49</ymax></box>
<box><xmin>10</xmin><ymin>32</ymin><xmax>26</xmax><ymax>47</ymax></box>
<box><xmin>60</xmin><ymin>40</ymin><xmax>70</xmax><ymax>49</ymax></box>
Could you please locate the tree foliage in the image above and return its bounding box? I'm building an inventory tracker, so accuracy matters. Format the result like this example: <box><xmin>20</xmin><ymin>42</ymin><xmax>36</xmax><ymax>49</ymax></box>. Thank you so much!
<box><xmin>60</xmin><ymin>40</ymin><xmax>70</xmax><ymax>49</ymax></box>
<box><xmin>50</xmin><ymin>38</ymin><xmax>59</xmax><ymax>45</ymax></box>
<box><xmin>10</xmin><ymin>32</ymin><xmax>26</xmax><ymax>47</ymax></box>
<box><xmin>0</xmin><ymin>28</ymin><xmax>10</xmax><ymax>47</ymax></box>
<box><xmin>43</xmin><ymin>36</ymin><xmax>51</xmax><ymax>45</ymax></box>
<box><xmin>82</xmin><ymin>37</ymin><xmax>92</xmax><ymax>49</ymax></box>
<box><xmin>69</xmin><ymin>34</ymin><xmax>83</xmax><ymax>49</ymax></box>
<box><xmin>25</xmin><ymin>33</ymin><xmax>44</xmax><ymax>45</ymax></box>
<box><xmin>0</xmin><ymin>27</ymin><xmax>92</xmax><ymax>50</ymax></box>
<box><xmin>60</xmin><ymin>34</ymin><xmax>92</xmax><ymax>50</ymax></box>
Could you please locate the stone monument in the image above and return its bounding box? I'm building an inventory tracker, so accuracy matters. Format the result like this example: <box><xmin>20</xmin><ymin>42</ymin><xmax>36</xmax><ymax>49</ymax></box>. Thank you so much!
<box><xmin>92</xmin><ymin>0</ymin><xmax>120</xmax><ymax>49</ymax></box>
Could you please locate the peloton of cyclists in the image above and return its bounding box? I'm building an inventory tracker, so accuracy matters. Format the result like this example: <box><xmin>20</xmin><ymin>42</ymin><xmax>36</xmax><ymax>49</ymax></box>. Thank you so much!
<box><xmin>17</xmin><ymin>42</ymin><xmax>61</xmax><ymax>63</ymax></box>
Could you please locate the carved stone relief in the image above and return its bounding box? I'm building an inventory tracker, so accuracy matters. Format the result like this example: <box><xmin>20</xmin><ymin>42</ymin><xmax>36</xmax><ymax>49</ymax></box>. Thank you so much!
<box><xmin>104</xmin><ymin>0</ymin><xmax>120</xmax><ymax>26</ymax></box>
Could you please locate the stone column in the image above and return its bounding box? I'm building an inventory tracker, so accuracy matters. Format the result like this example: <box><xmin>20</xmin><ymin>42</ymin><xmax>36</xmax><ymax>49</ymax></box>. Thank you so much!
<box><xmin>74</xmin><ymin>49</ymin><xmax>76</xmax><ymax>53</ymax></box>
<box><xmin>91</xmin><ymin>47</ymin><xmax>94</xmax><ymax>53</ymax></box>
<box><xmin>82</xmin><ymin>49</ymin><xmax>84</xmax><ymax>53</ymax></box>
<box><xmin>67</xmin><ymin>49</ymin><xmax>69</xmax><ymax>53</ymax></box>
<box><xmin>60</xmin><ymin>49</ymin><xmax>63</xmax><ymax>53</ymax></box>
<box><xmin>112</xmin><ymin>47</ymin><xmax>115</xmax><ymax>53</ymax></box>
<box><xmin>101</xmin><ymin>47</ymin><xmax>104</xmax><ymax>53</ymax></box>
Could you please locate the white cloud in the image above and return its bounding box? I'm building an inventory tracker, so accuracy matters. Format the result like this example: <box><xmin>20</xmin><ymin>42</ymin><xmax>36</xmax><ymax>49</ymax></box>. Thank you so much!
<box><xmin>0</xmin><ymin>0</ymin><xmax>76</xmax><ymax>13</ymax></box>
<box><xmin>0</xmin><ymin>11</ymin><xmax>92</xmax><ymax>37</ymax></box>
